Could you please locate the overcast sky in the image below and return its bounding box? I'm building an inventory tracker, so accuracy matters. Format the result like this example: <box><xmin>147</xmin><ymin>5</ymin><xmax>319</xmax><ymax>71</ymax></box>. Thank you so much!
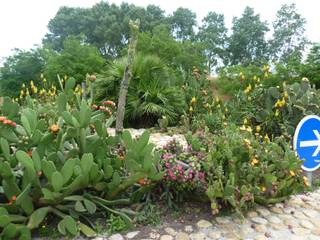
<box><xmin>0</xmin><ymin>0</ymin><xmax>319</xmax><ymax>62</ymax></box>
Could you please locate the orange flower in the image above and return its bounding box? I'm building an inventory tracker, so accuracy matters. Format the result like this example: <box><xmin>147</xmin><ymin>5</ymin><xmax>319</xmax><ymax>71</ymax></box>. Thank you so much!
<box><xmin>0</xmin><ymin>116</ymin><xmax>6</xmax><ymax>122</ymax></box>
<box><xmin>3</xmin><ymin>119</ymin><xmax>12</xmax><ymax>125</ymax></box>
<box><xmin>27</xmin><ymin>151</ymin><xmax>32</xmax><ymax>157</ymax></box>
<box><xmin>119</xmin><ymin>155</ymin><xmax>125</xmax><ymax>161</ymax></box>
<box><xmin>50</xmin><ymin>124</ymin><xmax>59</xmax><ymax>133</ymax></box>
<box><xmin>138</xmin><ymin>178</ymin><xmax>146</xmax><ymax>185</ymax></box>
<box><xmin>12</xmin><ymin>195</ymin><xmax>17</xmax><ymax>201</ymax></box>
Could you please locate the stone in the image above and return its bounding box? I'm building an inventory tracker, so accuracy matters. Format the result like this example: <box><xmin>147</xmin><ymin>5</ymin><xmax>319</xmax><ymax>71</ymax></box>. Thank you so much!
<box><xmin>150</xmin><ymin>232</ymin><xmax>161</xmax><ymax>239</ymax></box>
<box><xmin>291</xmin><ymin>227</ymin><xmax>310</xmax><ymax>235</ymax></box>
<box><xmin>312</xmin><ymin>228</ymin><xmax>320</xmax><ymax>236</ymax></box>
<box><xmin>93</xmin><ymin>237</ymin><xmax>105</xmax><ymax>240</ymax></box>
<box><xmin>300</xmin><ymin>220</ymin><xmax>314</xmax><ymax>229</ymax></box>
<box><xmin>255</xmin><ymin>224</ymin><xmax>267</xmax><ymax>233</ymax></box>
<box><xmin>215</xmin><ymin>217</ymin><xmax>231</xmax><ymax>225</ymax></box>
<box><xmin>256</xmin><ymin>207</ymin><xmax>270</xmax><ymax>217</ymax></box>
<box><xmin>160</xmin><ymin>235</ymin><xmax>173</xmax><ymax>240</ymax></box>
<box><xmin>255</xmin><ymin>235</ymin><xmax>268</xmax><ymax>240</ymax></box>
<box><xmin>176</xmin><ymin>232</ymin><xmax>190</xmax><ymax>240</ymax></box>
<box><xmin>284</xmin><ymin>219</ymin><xmax>300</xmax><ymax>228</ymax></box>
<box><xmin>189</xmin><ymin>232</ymin><xmax>206</xmax><ymax>240</ymax></box>
<box><xmin>164</xmin><ymin>227</ymin><xmax>176</xmax><ymax>236</ymax></box>
<box><xmin>251</xmin><ymin>217</ymin><xmax>268</xmax><ymax>225</ymax></box>
<box><xmin>126</xmin><ymin>231</ymin><xmax>140</xmax><ymax>239</ymax></box>
<box><xmin>247</xmin><ymin>211</ymin><xmax>258</xmax><ymax>218</ymax></box>
<box><xmin>270</xmin><ymin>206</ymin><xmax>283</xmax><ymax>214</ymax></box>
<box><xmin>293</xmin><ymin>211</ymin><xmax>308</xmax><ymax>220</ymax></box>
<box><xmin>240</xmin><ymin>225</ymin><xmax>254</xmax><ymax>236</ymax></box>
<box><xmin>184</xmin><ymin>225</ymin><xmax>193</xmax><ymax>233</ymax></box>
<box><xmin>267</xmin><ymin>215</ymin><xmax>282</xmax><ymax>224</ymax></box>
<box><xmin>108</xmin><ymin>234</ymin><xmax>124</xmax><ymax>240</ymax></box>
<box><xmin>207</xmin><ymin>230</ymin><xmax>222</xmax><ymax>239</ymax></box>
<box><xmin>196</xmin><ymin>219</ymin><xmax>213</xmax><ymax>228</ymax></box>
<box><xmin>303</xmin><ymin>209</ymin><xmax>319</xmax><ymax>218</ymax></box>
<box><xmin>269</xmin><ymin>223</ymin><xmax>286</xmax><ymax>231</ymax></box>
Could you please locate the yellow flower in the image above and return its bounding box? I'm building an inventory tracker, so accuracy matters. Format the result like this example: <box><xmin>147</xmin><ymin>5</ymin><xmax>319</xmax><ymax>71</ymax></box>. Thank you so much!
<box><xmin>244</xmin><ymin>84</ymin><xmax>252</xmax><ymax>94</ymax></box>
<box><xmin>215</xmin><ymin>96</ymin><xmax>220</xmax><ymax>103</ymax></box>
<box><xmin>275</xmin><ymin>109</ymin><xmax>280</xmax><ymax>117</ymax></box>
<box><xmin>22</xmin><ymin>83</ymin><xmax>26</xmax><ymax>88</ymax></box>
<box><xmin>251</xmin><ymin>157</ymin><xmax>259</xmax><ymax>166</ymax></box>
<box><xmin>260</xmin><ymin>186</ymin><xmax>266</xmax><ymax>192</ymax></box>
<box><xmin>240</xmin><ymin>125</ymin><xmax>247</xmax><ymax>131</ymax></box>
<box><xmin>256</xmin><ymin>125</ymin><xmax>261</xmax><ymax>133</ymax></box>
<box><xmin>246</xmin><ymin>126</ymin><xmax>252</xmax><ymax>133</ymax></box>
<box><xmin>191</xmin><ymin>97</ymin><xmax>197</xmax><ymax>104</ymax></box>
<box><xmin>253</xmin><ymin>75</ymin><xmax>257</xmax><ymax>81</ymax></box>
<box><xmin>243</xmin><ymin>118</ymin><xmax>248</xmax><ymax>125</ymax></box>
<box><xmin>189</xmin><ymin>106</ymin><xmax>193</xmax><ymax>112</ymax></box>
<box><xmin>244</xmin><ymin>138</ymin><xmax>251</xmax><ymax>146</ymax></box>
<box><xmin>203</xmin><ymin>103</ymin><xmax>210</xmax><ymax>108</ymax></box>
<box><xmin>284</xmin><ymin>91</ymin><xmax>289</xmax><ymax>99</ymax></box>
<box><xmin>303</xmin><ymin>176</ymin><xmax>309</xmax><ymax>186</ymax></box>
<box><xmin>290</xmin><ymin>170</ymin><xmax>295</xmax><ymax>176</ymax></box>
<box><xmin>264</xmin><ymin>134</ymin><xmax>270</xmax><ymax>143</ymax></box>
<box><xmin>274</xmin><ymin>98</ymin><xmax>286</xmax><ymax>108</ymax></box>
<box><xmin>43</xmin><ymin>78</ymin><xmax>47</xmax><ymax>83</ymax></box>
<box><xmin>223</xmin><ymin>122</ymin><xmax>228</xmax><ymax>127</ymax></box>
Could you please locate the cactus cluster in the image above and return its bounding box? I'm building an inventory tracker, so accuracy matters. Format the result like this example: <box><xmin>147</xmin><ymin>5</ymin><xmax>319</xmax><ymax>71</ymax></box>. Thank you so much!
<box><xmin>204</xmin><ymin>124</ymin><xmax>305</xmax><ymax>216</ymax></box>
<box><xmin>0</xmin><ymin>77</ymin><xmax>161</xmax><ymax>239</ymax></box>
<box><xmin>234</xmin><ymin>78</ymin><xmax>320</xmax><ymax>138</ymax></box>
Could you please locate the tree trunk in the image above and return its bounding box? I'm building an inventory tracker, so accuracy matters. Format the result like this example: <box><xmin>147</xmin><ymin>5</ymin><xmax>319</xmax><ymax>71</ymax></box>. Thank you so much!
<box><xmin>115</xmin><ymin>20</ymin><xmax>140</xmax><ymax>135</ymax></box>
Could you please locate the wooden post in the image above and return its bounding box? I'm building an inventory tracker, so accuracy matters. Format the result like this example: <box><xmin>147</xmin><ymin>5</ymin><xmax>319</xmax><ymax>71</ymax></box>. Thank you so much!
<box><xmin>115</xmin><ymin>19</ymin><xmax>140</xmax><ymax>135</ymax></box>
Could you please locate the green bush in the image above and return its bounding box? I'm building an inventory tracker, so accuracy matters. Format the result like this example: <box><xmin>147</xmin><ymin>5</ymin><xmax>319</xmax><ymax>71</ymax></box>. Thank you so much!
<box><xmin>204</xmin><ymin>124</ymin><xmax>305</xmax><ymax>216</ymax></box>
<box><xmin>0</xmin><ymin>78</ymin><xmax>161</xmax><ymax>239</ymax></box>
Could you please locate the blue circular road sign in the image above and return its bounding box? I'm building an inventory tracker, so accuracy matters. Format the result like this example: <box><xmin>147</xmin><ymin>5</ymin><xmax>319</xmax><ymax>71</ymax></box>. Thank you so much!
<box><xmin>293</xmin><ymin>115</ymin><xmax>320</xmax><ymax>171</ymax></box>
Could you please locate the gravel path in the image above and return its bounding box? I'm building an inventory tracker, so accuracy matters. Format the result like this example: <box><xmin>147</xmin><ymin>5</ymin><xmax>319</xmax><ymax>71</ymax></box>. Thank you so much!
<box><xmin>96</xmin><ymin>189</ymin><xmax>320</xmax><ymax>240</ymax></box>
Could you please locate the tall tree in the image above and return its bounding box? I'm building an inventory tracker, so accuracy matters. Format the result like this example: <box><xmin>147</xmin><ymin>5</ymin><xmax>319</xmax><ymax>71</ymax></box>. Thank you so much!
<box><xmin>0</xmin><ymin>49</ymin><xmax>44</xmax><ymax>96</ymax></box>
<box><xmin>44</xmin><ymin>36</ymin><xmax>105</xmax><ymax>84</ymax></box>
<box><xmin>302</xmin><ymin>43</ymin><xmax>320</xmax><ymax>87</ymax></box>
<box><xmin>227</xmin><ymin>7</ymin><xmax>269</xmax><ymax>66</ymax></box>
<box><xmin>169</xmin><ymin>7</ymin><xmax>197</xmax><ymax>41</ymax></box>
<box><xmin>198</xmin><ymin>12</ymin><xmax>227</xmax><ymax>72</ymax></box>
<box><xmin>270</xmin><ymin>4</ymin><xmax>308</xmax><ymax>64</ymax></box>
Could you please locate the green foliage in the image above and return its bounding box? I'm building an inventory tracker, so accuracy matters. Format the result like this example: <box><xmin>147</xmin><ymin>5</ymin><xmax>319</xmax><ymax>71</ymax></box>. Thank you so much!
<box><xmin>106</xmin><ymin>214</ymin><xmax>128</xmax><ymax>234</ymax></box>
<box><xmin>0</xmin><ymin>82</ymin><xmax>161</xmax><ymax>238</ymax></box>
<box><xmin>302</xmin><ymin>43</ymin><xmax>320</xmax><ymax>87</ymax></box>
<box><xmin>204</xmin><ymin>124</ymin><xmax>305</xmax><ymax>216</ymax></box>
<box><xmin>0</xmin><ymin>49</ymin><xmax>44</xmax><ymax>96</ymax></box>
<box><xmin>94</xmin><ymin>54</ymin><xmax>186</xmax><ymax>127</ymax></box>
<box><xmin>44</xmin><ymin>36</ymin><xmax>105</xmax><ymax>84</ymax></box>
<box><xmin>227</xmin><ymin>7</ymin><xmax>269</xmax><ymax>65</ymax></box>
<box><xmin>232</xmin><ymin>78</ymin><xmax>320</xmax><ymax>138</ymax></box>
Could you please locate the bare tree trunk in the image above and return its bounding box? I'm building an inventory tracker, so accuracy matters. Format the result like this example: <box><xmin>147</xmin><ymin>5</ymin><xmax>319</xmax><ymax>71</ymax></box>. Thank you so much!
<box><xmin>115</xmin><ymin>20</ymin><xmax>140</xmax><ymax>135</ymax></box>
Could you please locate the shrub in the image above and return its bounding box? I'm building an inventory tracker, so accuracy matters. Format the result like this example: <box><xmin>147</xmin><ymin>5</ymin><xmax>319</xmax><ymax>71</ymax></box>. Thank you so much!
<box><xmin>0</xmin><ymin>78</ymin><xmax>161</xmax><ymax>239</ymax></box>
<box><xmin>204</xmin><ymin>124</ymin><xmax>305</xmax><ymax>216</ymax></box>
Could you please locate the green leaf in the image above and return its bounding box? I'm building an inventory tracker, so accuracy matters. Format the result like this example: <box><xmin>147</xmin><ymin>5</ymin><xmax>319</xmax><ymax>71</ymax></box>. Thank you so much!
<box><xmin>2</xmin><ymin>223</ymin><xmax>17</xmax><ymax>239</ymax></box>
<box><xmin>21</xmin><ymin>116</ymin><xmax>31</xmax><ymax>136</ymax></box>
<box><xmin>79</xmin><ymin>101</ymin><xmax>91</xmax><ymax>128</ymax></box>
<box><xmin>64</xmin><ymin>216</ymin><xmax>78</xmax><ymax>235</ymax></box>
<box><xmin>122</xmin><ymin>130</ymin><xmax>133</xmax><ymax>149</ymax></box>
<box><xmin>57</xmin><ymin>93</ymin><xmax>67</xmax><ymax>113</ymax></box>
<box><xmin>83</xmin><ymin>199</ymin><xmax>96</xmax><ymax>214</ymax></box>
<box><xmin>16</xmin><ymin>150</ymin><xmax>36</xmax><ymax>179</ymax></box>
<box><xmin>42</xmin><ymin>160</ymin><xmax>56</xmax><ymax>180</ymax></box>
<box><xmin>51</xmin><ymin>172</ymin><xmax>64</xmax><ymax>192</ymax></box>
<box><xmin>79</xmin><ymin>222</ymin><xmax>96</xmax><ymax>237</ymax></box>
<box><xmin>27</xmin><ymin>207</ymin><xmax>50</xmax><ymax>229</ymax></box>
<box><xmin>0</xmin><ymin>138</ymin><xmax>10</xmax><ymax>161</ymax></box>
<box><xmin>75</xmin><ymin>201</ymin><xmax>86</xmax><ymax>212</ymax></box>
<box><xmin>80</xmin><ymin>153</ymin><xmax>93</xmax><ymax>174</ymax></box>
<box><xmin>0</xmin><ymin>215</ymin><xmax>10</xmax><ymax>228</ymax></box>
<box><xmin>61</xmin><ymin>159</ymin><xmax>76</xmax><ymax>184</ymax></box>
<box><xmin>16</xmin><ymin>184</ymin><xmax>31</xmax><ymax>205</ymax></box>
<box><xmin>65</xmin><ymin>77</ymin><xmax>76</xmax><ymax>92</ymax></box>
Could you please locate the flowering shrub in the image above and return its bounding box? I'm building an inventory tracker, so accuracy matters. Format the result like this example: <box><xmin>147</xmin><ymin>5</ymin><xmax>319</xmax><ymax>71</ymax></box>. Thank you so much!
<box><xmin>158</xmin><ymin>139</ymin><xmax>207</xmax><ymax>205</ymax></box>
<box><xmin>204</xmin><ymin>124</ymin><xmax>305</xmax><ymax>216</ymax></box>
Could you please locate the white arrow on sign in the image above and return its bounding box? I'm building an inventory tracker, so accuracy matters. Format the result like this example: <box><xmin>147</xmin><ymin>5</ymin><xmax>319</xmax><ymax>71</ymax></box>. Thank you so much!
<box><xmin>300</xmin><ymin>130</ymin><xmax>320</xmax><ymax>157</ymax></box>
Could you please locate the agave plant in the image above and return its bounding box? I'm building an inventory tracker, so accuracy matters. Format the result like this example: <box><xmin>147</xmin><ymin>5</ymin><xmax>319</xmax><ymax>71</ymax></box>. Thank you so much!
<box><xmin>94</xmin><ymin>53</ymin><xmax>186</xmax><ymax>127</ymax></box>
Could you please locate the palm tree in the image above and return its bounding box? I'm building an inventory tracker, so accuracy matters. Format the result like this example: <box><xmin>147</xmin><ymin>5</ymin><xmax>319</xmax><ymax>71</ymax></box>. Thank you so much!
<box><xmin>94</xmin><ymin>53</ymin><xmax>186</xmax><ymax>127</ymax></box>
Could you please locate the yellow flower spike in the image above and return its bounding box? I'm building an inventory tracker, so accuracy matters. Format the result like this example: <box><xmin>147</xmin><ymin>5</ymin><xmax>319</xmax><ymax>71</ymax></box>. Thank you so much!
<box><xmin>239</xmin><ymin>125</ymin><xmax>247</xmax><ymax>131</ymax></box>
<box><xmin>284</xmin><ymin>91</ymin><xmax>288</xmax><ymax>99</ymax></box>
<box><xmin>22</xmin><ymin>83</ymin><xmax>26</xmax><ymax>88</ymax></box>
<box><xmin>191</xmin><ymin>97</ymin><xmax>197</xmax><ymax>104</ymax></box>
<box><xmin>264</xmin><ymin>134</ymin><xmax>270</xmax><ymax>143</ymax></box>
<box><xmin>256</xmin><ymin>125</ymin><xmax>261</xmax><ymax>133</ymax></box>
<box><xmin>248</xmin><ymin>96</ymin><xmax>252</xmax><ymax>101</ymax></box>
<box><xmin>260</xmin><ymin>186</ymin><xmax>266</xmax><ymax>192</ymax></box>
<box><xmin>243</xmin><ymin>138</ymin><xmax>251</xmax><ymax>146</ymax></box>
<box><xmin>189</xmin><ymin>106</ymin><xmax>193</xmax><ymax>112</ymax></box>
<box><xmin>257</xmin><ymin>78</ymin><xmax>260</xmax><ymax>83</ymax></box>
<box><xmin>246</xmin><ymin>126</ymin><xmax>252</xmax><ymax>133</ymax></box>
<box><xmin>275</xmin><ymin>109</ymin><xmax>280</xmax><ymax>117</ymax></box>
<box><xmin>40</xmin><ymin>73</ymin><xmax>44</xmax><ymax>79</ymax></box>
<box><xmin>251</xmin><ymin>157</ymin><xmax>259</xmax><ymax>166</ymax></box>
<box><xmin>225</xmin><ymin>108</ymin><xmax>228</xmax><ymax>113</ymax></box>
<box><xmin>253</xmin><ymin>75</ymin><xmax>257</xmax><ymax>81</ymax></box>
<box><xmin>243</xmin><ymin>118</ymin><xmax>248</xmax><ymax>125</ymax></box>
<box><xmin>290</xmin><ymin>170</ymin><xmax>295</xmax><ymax>176</ymax></box>
<box><xmin>223</xmin><ymin>122</ymin><xmax>228</xmax><ymax>127</ymax></box>
<box><xmin>26</xmin><ymin>89</ymin><xmax>30</xmax><ymax>96</ymax></box>
<box><xmin>244</xmin><ymin>84</ymin><xmax>252</xmax><ymax>94</ymax></box>
<box><xmin>43</xmin><ymin>78</ymin><xmax>47</xmax><ymax>83</ymax></box>
<box><xmin>215</xmin><ymin>96</ymin><xmax>220</xmax><ymax>103</ymax></box>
